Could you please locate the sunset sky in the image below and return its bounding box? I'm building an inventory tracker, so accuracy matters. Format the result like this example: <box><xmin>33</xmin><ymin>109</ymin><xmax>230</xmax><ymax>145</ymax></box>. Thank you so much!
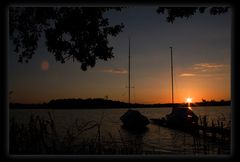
<box><xmin>8</xmin><ymin>6</ymin><xmax>231</xmax><ymax>104</ymax></box>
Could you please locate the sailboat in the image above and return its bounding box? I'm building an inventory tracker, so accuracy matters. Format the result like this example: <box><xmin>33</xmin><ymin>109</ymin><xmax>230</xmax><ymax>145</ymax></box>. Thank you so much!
<box><xmin>150</xmin><ymin>47</ymin><xmax>198</xmax><ymax>133</ymax></box>
<box><xmin>120</xmin><ymin>38</ymin><xmax>149</xmax><ymax>130</ymax></box>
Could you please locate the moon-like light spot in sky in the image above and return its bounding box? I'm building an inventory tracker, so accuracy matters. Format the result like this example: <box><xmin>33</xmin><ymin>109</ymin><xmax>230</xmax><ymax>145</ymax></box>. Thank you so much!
<box><xmin>41</xmin><ymin>60</ymin><xmax>49</xmax><ymax>71</ymax></box>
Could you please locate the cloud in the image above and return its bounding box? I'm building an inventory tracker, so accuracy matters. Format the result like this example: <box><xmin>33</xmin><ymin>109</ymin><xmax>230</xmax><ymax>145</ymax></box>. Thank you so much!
<box><xmin>179</xmin><ymin>73</ymin><xmax>196</xmax><ymax>77</ymax></box>
<box><xmin>193</xmin><ymin>63</ymin><xmax>224</xmax><ymax>72</ymax></box>
<box><xmin>179</xmin><ymin>63</ymin><xmax>226</xmax><ymax>78</ymax></box>
<box><xmin>100</xmin><ymin>68</ymin><xmax>128</xmax><ymax>74</ymax></box>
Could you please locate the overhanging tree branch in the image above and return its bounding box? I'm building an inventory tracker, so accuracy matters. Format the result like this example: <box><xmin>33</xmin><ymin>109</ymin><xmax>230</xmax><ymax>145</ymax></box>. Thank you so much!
<box><xmin>9</xmin><ymin>7</ymin><xmax>124</xmax><ymax>71</ymax></box>
<box><xmin>156</xmin><ymin>7</ymin><xmax>229</xmax><ymax>23</ymax></box>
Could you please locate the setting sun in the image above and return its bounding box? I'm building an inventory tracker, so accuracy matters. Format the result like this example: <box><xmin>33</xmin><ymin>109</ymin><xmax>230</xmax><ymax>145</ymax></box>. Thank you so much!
<box><xmin>186</xmin><ymin>97</ymin><xmax>192</xmax><ymax>103</ymax></box>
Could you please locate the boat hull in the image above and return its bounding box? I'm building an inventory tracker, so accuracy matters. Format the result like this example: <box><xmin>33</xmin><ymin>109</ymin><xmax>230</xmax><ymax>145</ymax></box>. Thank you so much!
<box><xmin>150</xmin><ymin>107</ymin><xmax>199</xmax><ymax>134</ymax></box>
<box><xmin>120</xmin><ymin>109</ymin><xmax>149</xmax><ymax>130</ymax></box>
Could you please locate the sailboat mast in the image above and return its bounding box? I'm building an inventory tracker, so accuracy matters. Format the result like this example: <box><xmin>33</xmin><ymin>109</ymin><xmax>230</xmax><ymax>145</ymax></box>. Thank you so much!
<box><xmin>170</xmin><ymin>46</ymin><xmax>174</xmax><ymax>108</ymax></box>
<box><xmin>128</xmin><ymin>38</ymin><xmax>131</xmax><ymax>106</ymax></box>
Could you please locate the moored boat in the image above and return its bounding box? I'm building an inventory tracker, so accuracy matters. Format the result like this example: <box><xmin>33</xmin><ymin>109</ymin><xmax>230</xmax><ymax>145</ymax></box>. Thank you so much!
<box><xmin>150</xmin><ymin>47</ymin><xmax>199</xmax><ymax>134</ymax></box>
<box><xmin>150</xmin><ymin>107</ymin><xmax>199</xmax><ymax>133</ymax></box>
<box><xmin>120</xmin><ymin>109</ymin><xmax>149</xmax><ymax>129</ymax></box>
<box><xmin>120</xmin><ymin>38</ymin><xmax>149</xmax><ymax>130</ymax></box>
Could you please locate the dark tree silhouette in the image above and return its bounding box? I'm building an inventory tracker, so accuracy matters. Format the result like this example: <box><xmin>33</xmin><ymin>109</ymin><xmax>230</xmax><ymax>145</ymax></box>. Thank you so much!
<box><xmin>156</xmin><ymin>7</ymin><xmax>229</xmax><ymax>23</ymax></box>
<box><xmin>9</xmin><ymin>7</ymin><xmax>124</xmax><ymax>71</ymax></box>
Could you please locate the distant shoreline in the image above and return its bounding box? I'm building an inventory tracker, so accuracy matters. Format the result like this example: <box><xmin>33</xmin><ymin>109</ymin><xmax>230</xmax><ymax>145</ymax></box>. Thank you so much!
<box><xmin>9</xmin><ymin>98</ymin><xmax>231</xmax><ymax>109</ymax></box>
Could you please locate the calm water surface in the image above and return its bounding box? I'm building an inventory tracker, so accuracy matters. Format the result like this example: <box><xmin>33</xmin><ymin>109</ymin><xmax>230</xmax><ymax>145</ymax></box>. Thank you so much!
<box><xmin>10</xmin><ymin>106</ymin><xmax>231</xmax><ymax>155</ymax></box>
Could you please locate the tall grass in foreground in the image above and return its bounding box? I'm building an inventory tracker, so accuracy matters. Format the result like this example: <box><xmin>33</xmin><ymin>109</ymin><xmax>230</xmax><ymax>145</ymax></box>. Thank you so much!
<box><xmin>9</xmin><ymin>112</ymin><xmax>231</xmax><ymax>155</ymax></box>
<box><xmin>9</xmin><ymin>112</ymin><xmax>145</xmax><ymax>154</ymax></box>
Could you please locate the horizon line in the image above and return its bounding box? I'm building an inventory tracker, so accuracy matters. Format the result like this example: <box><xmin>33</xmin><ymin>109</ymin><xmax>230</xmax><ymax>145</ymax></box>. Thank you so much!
<box><xmin>9</xmin><ymin>98</ymin><xmax>231</xmax><ymax>105</ymax></box>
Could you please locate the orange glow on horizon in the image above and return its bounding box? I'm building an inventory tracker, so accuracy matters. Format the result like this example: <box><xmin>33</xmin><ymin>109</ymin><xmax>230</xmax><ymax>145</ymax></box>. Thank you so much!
<box><xmin>11</xmin><ymin>78</ymin><xmax>230</xmax><ymax>104</ymax></box>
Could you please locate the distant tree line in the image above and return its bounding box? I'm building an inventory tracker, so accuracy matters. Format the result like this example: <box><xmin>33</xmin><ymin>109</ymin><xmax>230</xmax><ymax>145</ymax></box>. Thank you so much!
<box><xmin>9</xmin><ymin>98</ymin><xmax>231</xmax><ymax>109</ymax></box>
<box><xmin>194</xmin><ymin>99</ymin><xmax>231</xmax><ymax>106</ymax></box>
<box><xmin>48</xmin><ymin>98</ymin><xmax>130</xmax><ymax>108</ymax></box>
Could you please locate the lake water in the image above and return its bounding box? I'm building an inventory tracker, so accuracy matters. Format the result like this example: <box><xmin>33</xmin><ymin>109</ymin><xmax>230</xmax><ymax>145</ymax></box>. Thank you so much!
<box><xmin>9</xmin><ymin>106</ymin><xmax>231</xmax><ymax>155</ymax></box>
